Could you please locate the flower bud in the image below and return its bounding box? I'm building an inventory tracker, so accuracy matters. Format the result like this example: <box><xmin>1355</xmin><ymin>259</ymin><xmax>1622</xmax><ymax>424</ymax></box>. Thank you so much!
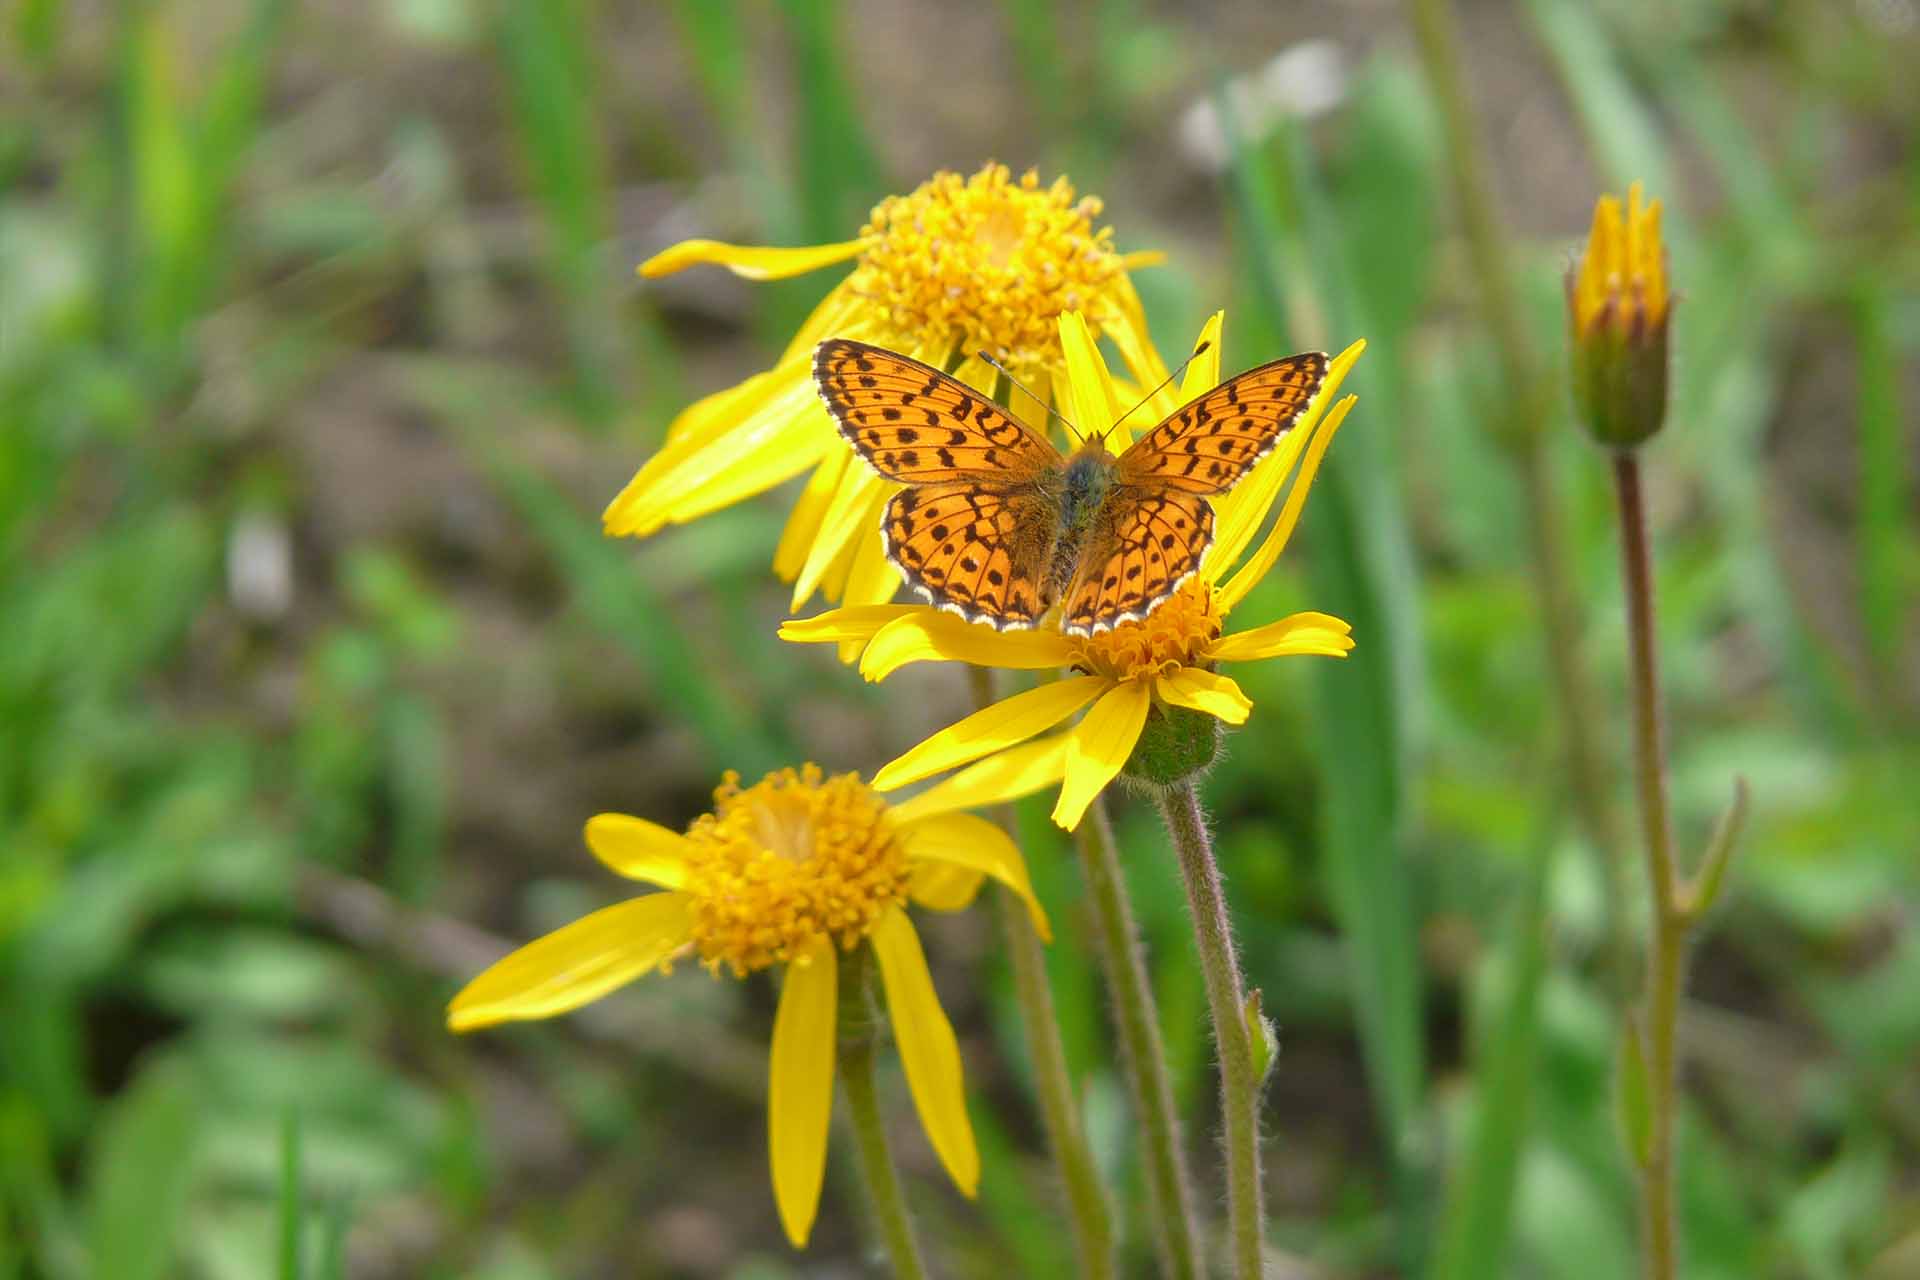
<box><xmin>1567</xmin><ymin>182</ymin><xmax>1671</xmax><ymax>449</ymax></box>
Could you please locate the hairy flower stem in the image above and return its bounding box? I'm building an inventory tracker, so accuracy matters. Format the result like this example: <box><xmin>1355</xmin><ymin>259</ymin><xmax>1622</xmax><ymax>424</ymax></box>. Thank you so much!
<box><xmin>1157</xmin><ymin>781</ymin><xmax>1264</xmax><ymax>1279</ymax></box>
<box><xmin>1613</xmin><ymin>452</ymin><xmax>1687</xmax><ymax>1280</ymax></box>
<box><xmin>973</xmin><ymin>649</ymin><xmax>1118</xmax><ymax>1279</ymax></box>
<box><xmin>1076</xmin><ymin>796</ymin><xmax>1204</xmax><ymax>1280</ymax></box>
<box><xmin>838</xmin><ymin>947</ymin><xmax>930</xmax><ymax>1280</ymax></box>
<box><xmin>1408</xmin><ymin>0</ymin><xmax>1634</xmax><ymax>997</ymax></box>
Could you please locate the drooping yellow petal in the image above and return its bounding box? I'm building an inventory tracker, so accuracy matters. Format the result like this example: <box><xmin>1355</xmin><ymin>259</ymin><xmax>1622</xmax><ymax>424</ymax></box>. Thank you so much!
<box><xmin>1208</xmin><ymin>610</ymin><xmax>1355</xmax><ymax>663</ymax></box>
<box><xmin>603</xmin><ymin>368</ymin><xmax>830</xmax><ymax>536</ymax></box>
<box><xmin>906</xmin><ymin>861</ymin><xmax>986</xmax><ymax>912</ymax></box>
<box><xmin>1155</xmin><ymin>666</ymin><xmax>1253</xmax><ymax>725</ymax></box>
<box><xmin>768</xmin><ymin>935</ymin><xmax>838</xmax><ymax>1247</ymax></box>
<box><xmin>898</xmin><ymin>813</ymin><xmax>1050</xmax><ymax>940</ymax></box>
<box><xmin>639</xmin><ymin>237</ymin><xmax>868</xmax><ymax>281</ymax></box>
<box><xmin>872</xmin><ymin>675</ymin><xmax>1109</xmax><ymax>790</ymax></box>
<box><xmin>773</xmin><ymin>447</ymin><xmax>850</xmax><ymax>583</ymax></box>
<box><xmin>792</xmin><ymin>446</ymin><xmax>889</xmax><ymax>606</ymax></box>
<box><xmin>1051</xmin><ymin>679</ymin><xmax>1151</xmax><ymax>830</ymax></box>
<box><xmin>779</xmin><ymin>603</ymin><xmax>921</xmax><ymax>645</ymax></box>
<box><xmin>583</xmin><ymin>814</ymin><xmax>691</xmax><ymax>888</ymax></box>
<box><xmin>869</xmin><ymin>908</ymin><xmax>980</xmax><ymax>1197</ymax></box>
<box><xmin>887</xmin><ymin>732</ymin><xmax>1072</xmax><ymax>824</ymax></box>
<box><xmin>841</xmin><ymin>502</ymin><xmax>906</xmax><ymax>609</ymax></box>
<box><xmin>1057</xmin><ymin>310</ymin><xmax>1120</xmax><ymax>448</ymax></box>
<box><xmin>1179</xmin><ymin>312</ymin><xmax>1225</xmax><ymax>402</ymax></box>
<box><xmin>1216</xmin><ymin>392</ymin><xmax>1358</xmax><ymax>612</ymax></box>
<box><xmin>859</xmin><ymin>610</ymin><xmax>1077</xmax><ymax>682</ymax></box>
<box><xmin>446</xmin><ymin>893</ymin><xmax>693</xmax><ymax>1031</ymax></box>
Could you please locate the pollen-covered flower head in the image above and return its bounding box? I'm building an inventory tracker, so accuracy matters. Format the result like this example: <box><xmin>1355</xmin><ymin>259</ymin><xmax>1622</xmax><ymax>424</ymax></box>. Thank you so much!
<box><xmin>782</xmin><ymin>312</ymin><xmax>1365</xmax><ymax>828</ymax></box>
<box><xmin>1567</xmin><ymin>181</ymin><xmax>1672</xmax><ymax>448</ymax></box>
<box><xmin>612</xmin><ymin>163</ymin><xmax>1169</xmax><ymax>612</ymax></box>
<box><xmin>447</xmin><ymin>763</ymin><xmax>1048</xmax><ymax>1248</ymax></box>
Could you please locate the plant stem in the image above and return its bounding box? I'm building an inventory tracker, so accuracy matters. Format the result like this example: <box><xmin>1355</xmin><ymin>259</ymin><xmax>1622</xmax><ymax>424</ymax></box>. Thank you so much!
<box><xmin>1408</xmin><ymin>0</ymin><xmax>1634</xmax><ymax>997</ymax></box>
<box><xmin>838</xmin><ymin>946</ymin><xmax>930</xmax><ymax>1280</ymax></box>
<box><xmin>1612</xmin><ymin>452</ymin><xmax>1685</xmax><ymax>1280</ymax></box>
<box><xmin>1157</xmin><ymin>781</ymin><xmax>1264</xmax><ymax>1280</ymax></box>
<box><xmin>1075</xmin><ymin>796</ymin><xmax>1204</xmax><ymax>1280</ymax></box>
<box><xmin>973</xmin><ymin>657</ymin><xmax>1117</xmax><ymax>1279</ymax></box>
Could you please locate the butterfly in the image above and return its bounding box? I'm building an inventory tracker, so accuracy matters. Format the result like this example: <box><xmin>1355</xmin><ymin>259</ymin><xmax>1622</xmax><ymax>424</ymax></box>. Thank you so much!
<box><xmin>813</xmin><ymin>338</ymin><xmax>1328</xmax><ymax>636</ymax></box>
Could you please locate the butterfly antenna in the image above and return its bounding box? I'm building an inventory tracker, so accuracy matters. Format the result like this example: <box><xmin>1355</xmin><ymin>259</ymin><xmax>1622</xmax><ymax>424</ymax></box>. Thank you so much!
<box><xmin>974</xmin><ymin>350</ymin><xmax>1087</xmax><ymax>444</ymax></box>
<box><xmin>1100</xmin><ymin>339</ymin><xmax>1214</xmax><ymax>447</ymax></box>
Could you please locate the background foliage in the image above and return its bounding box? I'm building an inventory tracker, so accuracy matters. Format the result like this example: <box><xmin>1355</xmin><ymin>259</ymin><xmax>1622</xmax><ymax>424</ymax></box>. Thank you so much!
<box><xmin>2</xmin><ymin>1</ymin><xmax>1916</xmax><ymax>1276</ymax></box>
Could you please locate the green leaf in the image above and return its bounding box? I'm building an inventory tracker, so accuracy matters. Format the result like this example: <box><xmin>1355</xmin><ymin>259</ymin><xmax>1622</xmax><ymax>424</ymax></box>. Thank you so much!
<box><xmin>87</xmin><ymin>1059</ymin><xmax>200</xmax><ymax>1280</ymax></box>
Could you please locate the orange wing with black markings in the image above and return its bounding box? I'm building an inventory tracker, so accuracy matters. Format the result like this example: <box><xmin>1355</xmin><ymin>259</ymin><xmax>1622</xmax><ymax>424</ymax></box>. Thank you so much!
<box><xmin>1058</xmin><ymin>488</ymin><xmax>1214</xmax><ymax>635</ymax></box>
<box><xmin>882</xmin><ymin>484</ymin><xmax>1056</xmax><ymax>628</ymax></box>
<box><xmin>814</xmin><ymin>339</ymin><xmax>1059</xmax><ymax>483</ymax></box>
<box><xmin>1116</xmin><ymin>352</ymin><xmax>1328</xmax><ymax>495</ymax></box>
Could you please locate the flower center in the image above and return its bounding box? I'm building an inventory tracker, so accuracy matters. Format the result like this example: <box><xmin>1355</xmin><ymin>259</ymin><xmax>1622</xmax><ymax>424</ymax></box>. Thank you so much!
<box><xmin>681</xmin><ymin>765</ymin><xmax>909</xmax><ymax>978</ymax></box>
<box><xmin>852</xmin><ymin>164</ymin><xmax>1124</xmax><ymax>382</ymax></box>
<box><xmin>1068</xmin><ymin>580</ymin><xmax>1222</xmax><ymax>682</ymax></box>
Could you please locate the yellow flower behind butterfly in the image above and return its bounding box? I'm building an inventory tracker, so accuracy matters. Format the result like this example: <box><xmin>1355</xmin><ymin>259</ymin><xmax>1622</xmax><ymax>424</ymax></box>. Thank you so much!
<box><xmin>782</xmin><ymin>313</ymin><xmax>1365</xmax><ymax>829</ymax></box>
<box><xmin>613</xmin><ymin>164</ymin><xmax>1169</xmax><ymax>610</ymax></box>
<box><xmin>447</xmin><ymin>764</ymin><xmax>1049</xmax><ymax>1248</ymax></box>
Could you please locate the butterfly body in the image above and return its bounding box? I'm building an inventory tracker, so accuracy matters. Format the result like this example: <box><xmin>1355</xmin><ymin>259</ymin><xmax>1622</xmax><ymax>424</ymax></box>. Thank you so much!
<box><xmin>814</xmin><ymin>338</ymin><xmax>1328</xmax><ymax>636</ymax></box>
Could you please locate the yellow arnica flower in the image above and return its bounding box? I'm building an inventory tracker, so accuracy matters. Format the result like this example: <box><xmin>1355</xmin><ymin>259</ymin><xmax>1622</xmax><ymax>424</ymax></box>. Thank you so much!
<box><xmin>613</xmin><ymin>163</ymin><xmax>1168</xmax><ymax>611</ymax></box>
<box><xmin>1567</xmin><ymin>181</ymin><xmax>1672</xmax><ymax>448</ymax></box>
<box><xmin>781</xmin><ymin>313</ymin><xmax>1365</xmax><ymax>829</ymax></box>
<box><xmin>447</xmin><ymin>764</ymin><xmax>1049</xmax><ymax>1248</ymax></box>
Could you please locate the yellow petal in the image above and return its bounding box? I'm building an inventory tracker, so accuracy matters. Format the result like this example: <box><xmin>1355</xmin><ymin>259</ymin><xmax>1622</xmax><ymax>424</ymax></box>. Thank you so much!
<box><xmin>583</xmin><ymin>814</ymin><xmax>691</xmax><ymax>888</ymax></box>
<box><xmin>841</xmin><ymin>504</ymin><xmax>904</xmax><ymax>609</ymax></box>
<box><xmin>859</xmin><ymin>610</ymin><xmax>1076</xmax><ymax>682</ymax></box>
<box><xmin>1051</xmin><ymin>680</ymin><xmax>1151</xmax><ymax>830</ymax></box>
<box><xmin>792</xmin><ymin>456</ymin><xmax>889</xmax><ymax>606</ymax></box>
<box><xmin>1155</xmin><ymin>667</ymin><xmax>1253</xmax><ymax>725</ymax></box>
<box><xmin>446</xmin><ymin>893</ymin><xmax>692</xmax><ymax>1031</ymax></box>
<box><xmin>769</xmin><ymin>935</ymin><xmax>838</xmax><ymax>1248</ymax></box>
<box><xmin>898</xmin><ymin>813</ymin><xmax>1050</xmax><ymax>940</ymax></box>
<box><xmin>869</xmin><ymin>909</ymin><xmax>979</xmax><ymax>1196</ymax></box>
<box><xmin>1179</xmin><ymin>312</ymin><xmax>1225</xmax><ymax>402</ymax></box>
<box><xmin>774</xmin><ymin>447</ymin><xmax>850</xmax><ymax>583</ymax></box>
<box><xmin>779</xmin><ymin>604</ymin><xmax>921</xmax><ymax>645</ymax></box>
<box><xmin>1058</xmin><ymin>310</ymin><xmax>1120</xmax><ymax>448</ymax></box>
<box><xmin>660</xmin><ymin>360</ymin><xmax>787</xmax><ymax>448</ymax></box>
<box><xmin>1117</xmin><ymin>248</ymin><xmax>1168</xmax><ymax>271</ymax></box>
<box><xmin>872</xmin><ymin>675</ymin><xmax>1109</xmax><ymax>791</ymax></box>
<box><xmin>603</xmin><ymin>369</ymin><xmax>830</xmax><ymax>536</ymax></box>
<box><xmin>1216</xmin><ymin>392</ymin><xmax>1357</xmax><ymax>611</ymax></box>
<box><xmin>1105</xmin><ymin>305</ymin><xmax>1175</xmax><ymax>429</ymax></box>
<box><xmin>887</xmin><ymin>732</ymin><xmax>1073</xmax><ymax>824</ymax></box>
<box><xmin>639</xmin><ymin>237</ymin><xmax>867</xmax><ymax>281</ymax></box>
<box><xmin>1204</xmin><ymin>426</ymin><xmax>1311</xmax><ymax>584</ymax></box>
<box><xmin>777</xmin><ymin>283</ymin><xmax>868</xmax><ymax>365</ymax></box>
<box><xmin>906</xmin><ymin>861</ymin><xmax>986</xmax><ymax>912</ymax></box>
<box><xmin>1207</xmin><ymin>610</ymin><xmax>1355</xmax><ymax>663</ymax></box>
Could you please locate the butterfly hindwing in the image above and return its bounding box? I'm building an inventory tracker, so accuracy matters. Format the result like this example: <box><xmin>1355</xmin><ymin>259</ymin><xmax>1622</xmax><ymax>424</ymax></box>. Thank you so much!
<box><xmin>1117</xmin><ymin>352</ymin><xmax>1328</xmax><ymax>496</ymax></box>
<box><xmin>814</xmin><ymin>339</ymin><xmax>1059</xmax><ymax>483</ymax></box>
<box><xmin>884</xmin><ymin>483</ymin><xmax>1056</xmax><ymax>629</ymax></box>
<box><xmin>1060</xmin><ymin>487</ymin><xmax>1214</xmax><ymax>635</ymax></box>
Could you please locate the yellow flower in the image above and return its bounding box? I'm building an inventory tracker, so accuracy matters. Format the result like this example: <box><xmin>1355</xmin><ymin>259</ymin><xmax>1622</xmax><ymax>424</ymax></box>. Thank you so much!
<box><xmin>1567</xmin><ymin>181</ymin><xmax>1671</xmax><ymax>447</ymax></box>
<box><xmin>447</xmin><ymin>764</ymin><xmax>1048</xmax><ymax>1248</ymax></box>
<box><xmin>780</xmin><ymin>314</ymin><xmax>1365</xmax><ymax>829</ymax></box>
<box><xmin>612</xmin><ymin>163</ymin><xmax>1169</xmax><ymax>610</ymax></box>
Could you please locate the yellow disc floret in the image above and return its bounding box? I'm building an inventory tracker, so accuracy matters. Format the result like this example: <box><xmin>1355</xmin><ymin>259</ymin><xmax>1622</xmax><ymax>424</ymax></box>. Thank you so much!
<box><xmin>852</xmin><ymin>164</ymin><xmax>1124</xmax><ymax>382</ymax></box>
<box><xmin>682</xmin><ymin>765</ymin><xmax>910</xmax><ymax>978</ymax></box>
<box><xmin>1070</xmin><ymin>580</ymin><xmax>1222</xmax><ymax>682</ymax></box>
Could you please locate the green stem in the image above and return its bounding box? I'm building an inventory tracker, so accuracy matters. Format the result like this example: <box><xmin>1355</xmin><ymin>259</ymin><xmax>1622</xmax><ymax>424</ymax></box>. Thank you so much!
<box><xmin>1157</xmin><ymin>781</ymin><xmax>1264</xmax><ymax>1280</ymax></box>
<box><xmin>1075</xmin><ymin>796</ymin><xmax>1204</xmax><ymax>1280</ymax></box>
<box><xmin>966</xmin><ymin>668</ymin><xmax>1116</xmax><ymax>1279</ymax></box>
<box><xmin>1408</xmin><ymin>0</ymin><xmax>1634</xmax><ymax>998</ymax></box>
<box><xmin>838</xmin><ymin>947</ymin><xmax>930</xmax><ymax>1280</ymax></box>
<box><xmin>1612</xmin><ymin>452</ymin><xmax>1685</xmax><ymax>1280</ymax></box>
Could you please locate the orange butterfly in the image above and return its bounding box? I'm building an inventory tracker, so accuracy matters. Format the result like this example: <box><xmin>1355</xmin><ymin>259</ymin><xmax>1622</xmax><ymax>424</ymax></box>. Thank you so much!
<box><xmin>813</xmin><ymin>338</ymin><xmax>1328</xmax><ymax>636</ymax></box>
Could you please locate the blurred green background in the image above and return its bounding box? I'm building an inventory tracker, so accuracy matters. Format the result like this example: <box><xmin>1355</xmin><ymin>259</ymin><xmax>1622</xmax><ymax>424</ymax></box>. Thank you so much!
<box><xmin>3</xmin><ymin>1</ymin><xmax>1917</xmax><ymax>1276</ymax></box>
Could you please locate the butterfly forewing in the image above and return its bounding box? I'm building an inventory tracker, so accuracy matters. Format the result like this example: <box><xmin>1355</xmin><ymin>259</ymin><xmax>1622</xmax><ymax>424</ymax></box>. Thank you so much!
<box><xmin>814</xmin><ymin>339</ymin><xmax>1059</xmax><ymax>483</ymax></box>
<box><xmin>816</xmin><ymin>338</ymin><xmax>1062</xmax><ymax>629</ymax></box>
<box><xmin>1060</xmin><ymin>488</ymin><xmax>1214</xmax><ymax>635</ymax></box>
<box><xmin>1117</xmin><ymin>352</ymin><xmax>1328</xmax><ymax>496</ymax></box>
